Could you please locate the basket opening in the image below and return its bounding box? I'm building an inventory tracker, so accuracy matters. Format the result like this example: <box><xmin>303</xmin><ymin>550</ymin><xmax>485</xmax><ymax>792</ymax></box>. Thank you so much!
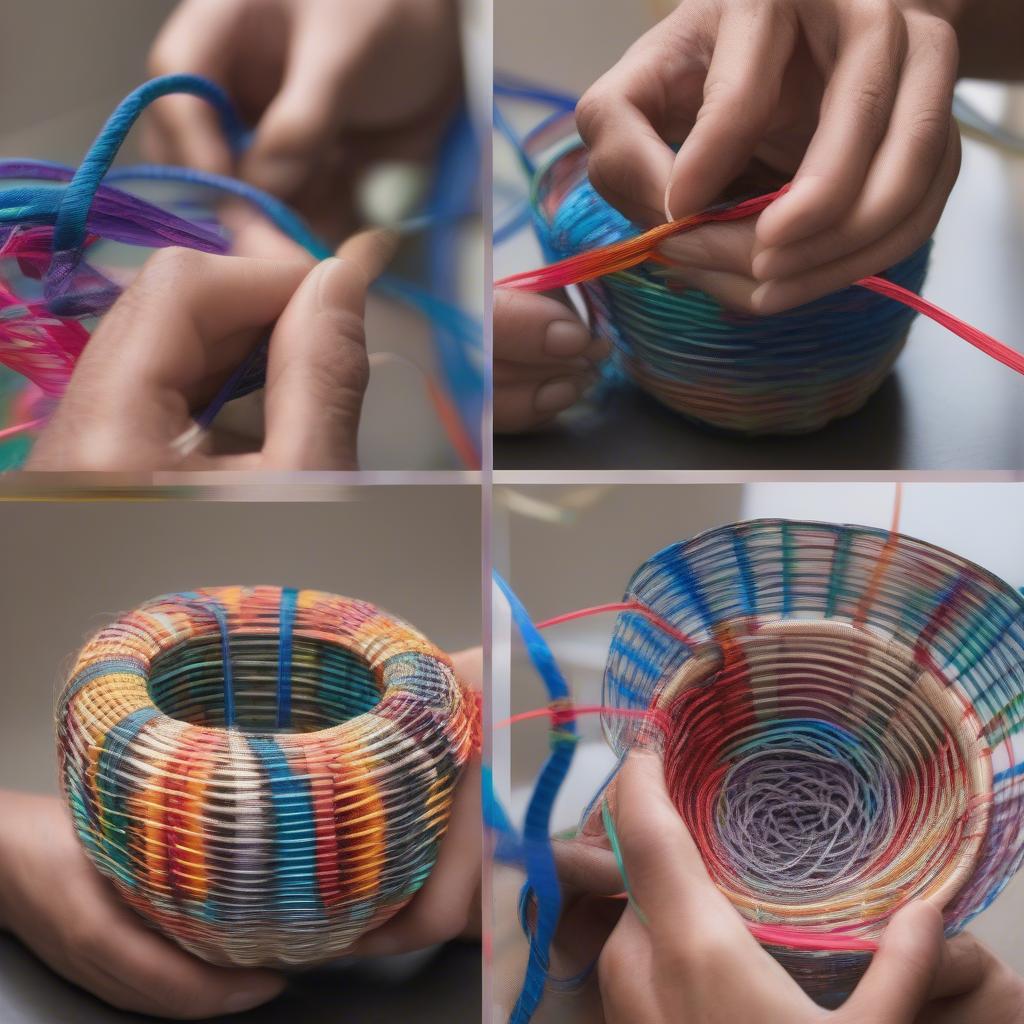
<box><xmin>657</xmin><ymin>619</ymin><xmax>990</xmax><ymax>925</ymax></box>
<box><xmin>148</xmin><ymin>632</ymin><xmax>381</xmax><ymax>733</ymax></box>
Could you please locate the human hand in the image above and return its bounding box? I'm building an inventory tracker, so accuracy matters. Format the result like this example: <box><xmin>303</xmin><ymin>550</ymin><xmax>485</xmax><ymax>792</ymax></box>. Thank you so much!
<box><xmin>916</xmin><ymin>932</ymin><xmax>1024</xmax><ymax>1024</ymax></box>
<box><xmin>346</xmin><ymin>646</ymin><xmax>482</xmax><ymax>955</ymax></box>
<box><xmin>575</xmin><ymin>0</ymin><xmax>962</xmax><ymax>313</ymax></box>
<box><xmin>147</xmin><ymin>0</ymin><xmax>462</xmax><ymax>239</ymax></box>
<box><xmin>597</xmin><ymin>750</ymin><xmax>951</xmax><ymax>1023</ymax></box>
<box><xmin>27</xmin><ymin>229</ymin><xmax>396</xmax><ymax>471</ymax></box>
<box><xmin>493</xmin><ymin>289</ymin><xmax>610</xmax><ymax>432</ymax></box>
<box><xmin>0</xmin><ymin>790</ymin><xmax>284</xmax><ymax>1018</ymax></box>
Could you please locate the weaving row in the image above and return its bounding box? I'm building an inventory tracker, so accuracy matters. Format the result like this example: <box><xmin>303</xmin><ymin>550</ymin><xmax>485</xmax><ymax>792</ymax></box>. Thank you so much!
<box><xmin>57</xmin><ymin>586</ymin><xmax>477</xmax><ymax>967</ymax></box>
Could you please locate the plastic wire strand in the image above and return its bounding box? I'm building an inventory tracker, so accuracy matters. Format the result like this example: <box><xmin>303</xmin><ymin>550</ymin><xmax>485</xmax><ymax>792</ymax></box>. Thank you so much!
<box><xmin>494</xmin><ymin>190</ymin><xmax>1024</xmax><ymax>381</ymax></box>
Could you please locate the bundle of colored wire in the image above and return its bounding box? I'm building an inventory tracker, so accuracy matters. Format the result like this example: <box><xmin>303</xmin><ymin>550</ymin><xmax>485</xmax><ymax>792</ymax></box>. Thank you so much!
<box><xmin>495</xmin><ymin>520</ymin><xmax>1024</xmax><ymax>1018</ymax></box>
<box><xmin>494</xmin><ymin>88</ymin><xmax>1024</xmax><ymax>435</ymax></box>
<box><xmin>0</xmin><ymin>74</ymin><xmax>482</xmax><ymax>466</ymax></box>
<box><xmin>57</xmin><ymin>586</ymin><xmax>478</xmax><ymax>967</ymax></box>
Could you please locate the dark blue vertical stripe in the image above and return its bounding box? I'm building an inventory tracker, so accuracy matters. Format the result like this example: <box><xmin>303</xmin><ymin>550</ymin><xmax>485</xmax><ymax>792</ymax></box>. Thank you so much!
<box><xmin>277</xmin><ymin>587</ymin><xmax>298</xmax><ymax>728</ymax></box>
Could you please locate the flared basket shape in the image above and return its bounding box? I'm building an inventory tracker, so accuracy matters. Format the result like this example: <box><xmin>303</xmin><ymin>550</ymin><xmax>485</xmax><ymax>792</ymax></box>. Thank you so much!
<box><xmin>603</xmin><ymin>521</ymin><xmax>1024</xmax><ymax>1005</ymax></box>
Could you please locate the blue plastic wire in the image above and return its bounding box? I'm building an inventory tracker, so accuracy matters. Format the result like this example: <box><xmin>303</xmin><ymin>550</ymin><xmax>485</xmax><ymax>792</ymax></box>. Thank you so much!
<box><xmin>494</xmin><ymin>571</ymin><xmax>578</xmax><ymax>1024</ymax></box>
<box><xmin>52</xmin><ymin>75</ymin><xmax>248</xmax><ymax>260</ymax></box>
<box><xmin>277</xmin><ymin>587</ymin><xmax>298</xmax><ymax>729</ymax></box>
<box><xmin>182</xmin><ymin>593</ymin><xmax>236</xmax><ymax>728</ymax></box>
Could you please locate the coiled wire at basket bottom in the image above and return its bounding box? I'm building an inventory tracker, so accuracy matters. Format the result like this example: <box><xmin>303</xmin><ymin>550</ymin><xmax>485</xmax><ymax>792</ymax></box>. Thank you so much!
<box><xmin>654</xmin><ymin>621</ymin><xmax>990</xmax><ymax>1005</ymax></box>
<box><xmin>57</xmin><ymin>586</ymin><xmax>477</xmax><ymax>967</ymax></box>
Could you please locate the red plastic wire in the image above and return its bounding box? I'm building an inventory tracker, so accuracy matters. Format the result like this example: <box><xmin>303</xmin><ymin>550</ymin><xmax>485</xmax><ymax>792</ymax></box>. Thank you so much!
<box><xmin>495</xmin><ymin>189</ymin><xmax>1024</xmax><ymax>379</ymax></box>
<box><xmin>536</xmin><ymin>599</ymin><xmax>695</xmax><ymax>647</ymax></box>
<box><xmin>0</xmin><ymin>416</ymin><xmax>45</xmax><ymax>441</ymax></box>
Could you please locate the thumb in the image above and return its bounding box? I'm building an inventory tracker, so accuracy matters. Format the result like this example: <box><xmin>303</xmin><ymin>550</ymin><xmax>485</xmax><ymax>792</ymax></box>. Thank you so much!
<box><xmin>844</xmin><ymin>901</ymin><xmax>945</xmax><ymax>1023</ymax></box>
<box><xmin>261</xmin><ymin>229</ymin><xmax>398</xmax><ymax>469</ymax></box>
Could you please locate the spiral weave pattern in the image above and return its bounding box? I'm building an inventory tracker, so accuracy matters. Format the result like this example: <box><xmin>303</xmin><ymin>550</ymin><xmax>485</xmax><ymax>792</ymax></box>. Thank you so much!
<box><xmin>532</xmin><ymin>142</ymin><xmax>929</xmax><ymax>435</ymax></box>
<box><xmin>604</xmin><ymin>521</ymin><xmax>1024</xmax><ymax>1005</ymax></box>
<box><xmin>57</xmin><ymin>586</ymin><xmax>477</xmax><ymax>967</ymax></box>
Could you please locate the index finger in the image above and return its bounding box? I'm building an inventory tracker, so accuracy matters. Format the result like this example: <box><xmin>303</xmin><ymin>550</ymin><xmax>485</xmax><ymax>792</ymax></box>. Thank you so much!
<box><xmin>146</xmin><ymin>0</ymin><xmax>242</xmax><ymax>173</ymax></box>
<box><xmin>71</xmin><ymin>249</ymin><xmax>308</xmax><ymax>405</ymax></box>
<box><xmin>665</xmin><ymin>4</ymin><xmax>796</xmax><ymax>220</ymax></box>
<box><xmin>576</xmin><ymin>22</ymin><xmax>693</xmax><ymax>227</ymax></box>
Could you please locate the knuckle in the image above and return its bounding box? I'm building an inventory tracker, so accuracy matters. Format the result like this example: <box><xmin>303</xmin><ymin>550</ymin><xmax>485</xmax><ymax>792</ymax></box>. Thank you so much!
<box><xmin>907</xmin><ymin>108</ymin><xmax>952</xmax><ymax>157</ymax></box>
<box><xmin>575</xmin><ymin>86</ymin><xmax>609</xmax><ymax>144</ymax></box>
<box><xmin>849</xmin><ymin>0</ymin><xmax>896</xmax><ymax>24</ymax></box>
<box><xmin>664</xmin><ymin>929</ymin><xmax>734</xmax><ymax>979</ymax></box>
<box><xmin>849</xmin><ymin>0</ymin><xmax>908</xmax><ymax>56</ymax></box>
<box><xmin>909</xmin><ymin>11</ymin><xmax>959</xmax><ymax>60</ymax></box>
<box><xmin>137</xmin><ymin>245</ymin><xmax>207</xmax><ymax>287</ymax></box>
<box><xmin>851</xmin><ymin>77</ymin><xmax>894</xmax><ymax>133</ymax></box>
<box><xmin>586</xmin><ymin>150</ymin><xmax>621</xmax><ymax>207</ymax></box>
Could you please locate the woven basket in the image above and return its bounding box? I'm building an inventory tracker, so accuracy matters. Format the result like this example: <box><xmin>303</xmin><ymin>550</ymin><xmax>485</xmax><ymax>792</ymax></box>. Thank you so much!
<box><xmin>532</xmin><ymin>142</ymin><xmax>929</xmax><ymax>436</ymax></box>
<box><xmin>603</xmin><ymin>521</ymin><xmax>1024</xmax><ymax>1004</ymax></box>
<box><xmin>57</xmin><ymin>586</ymin><xmax>477</xmax><ymax>967</ymax></box>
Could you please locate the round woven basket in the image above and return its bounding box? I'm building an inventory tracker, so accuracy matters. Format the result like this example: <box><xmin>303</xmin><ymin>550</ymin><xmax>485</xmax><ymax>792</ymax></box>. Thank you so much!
<box><xmin>57</xmin><ymin>586</ymin><xmax>477</xmax><ymax>967</ymax></box>
<box><xmin>603</xmin><ymin>521</ymin><xmax>1024</xmax><ymax>1005</ymax></box>
<box><xmin>532</xmin><ymin>142</ymin><xmax>929</xmax><ymax>436</ymax></box>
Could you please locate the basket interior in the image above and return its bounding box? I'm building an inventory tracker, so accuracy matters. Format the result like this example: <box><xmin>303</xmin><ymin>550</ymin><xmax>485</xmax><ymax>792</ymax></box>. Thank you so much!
<box><xmin>657</xmin><ymin>618</ymin><xmax>991</xmax><ymax>932</ymax></box>
<box><xmin>148</xmin><ymin>631</ymin><xmax>381</xmax><ymax>734</ymax></box>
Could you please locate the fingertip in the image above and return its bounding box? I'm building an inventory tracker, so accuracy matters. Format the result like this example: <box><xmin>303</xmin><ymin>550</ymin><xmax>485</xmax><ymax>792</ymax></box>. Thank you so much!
<box><xmin>334</xmin><ymin>228</ymin><xmax>400</xmax><ymax>286</ymax></box>
<box><xmin>885</xmin><ymin>900</ymin><xmax>945</xmax><ymax>944</ymax></box>
<box><xmin>750</xmin><ymin>281</ymin><xmax>785</xmax><ymax>316</ymax></box>
<box><xmin>663</xmin><ymin>179</ymin><xmax>676</xmax><ymax>225</ymax></box>
<box><xmin>664</xmin><ymin>158</ymin><xmax>697</xmax><ymax>224</ymax></box>
<box><xmin>544</xmin><ymin>319</ymin><xmax>593</xmax><ymax>358</ymax></box>
<box><xmin>750</xmin><ymin>248</ymin><xmax>775</xmax><ymax>282</ymax></box>
<box><xmin>534</xmin><ymin>376</ymin><xmax>591</xmax><ymax>415</ymax></box>
<box><xmin>755</xmin><ymin>175</ymin><xmax>829</xmax><ymax>249</ymax></box>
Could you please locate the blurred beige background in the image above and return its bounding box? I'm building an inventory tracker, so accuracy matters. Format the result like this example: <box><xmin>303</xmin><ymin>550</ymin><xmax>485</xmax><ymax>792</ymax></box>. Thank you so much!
<box><xmin>0</xmin><ymin>0</ymin><xmax>480</xmax><ymax>470</ymax></box>
<box><xmin>492</xmin><ymin>482</ymin><xmax>1024</xmax><ymax>1020</ymax></box>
